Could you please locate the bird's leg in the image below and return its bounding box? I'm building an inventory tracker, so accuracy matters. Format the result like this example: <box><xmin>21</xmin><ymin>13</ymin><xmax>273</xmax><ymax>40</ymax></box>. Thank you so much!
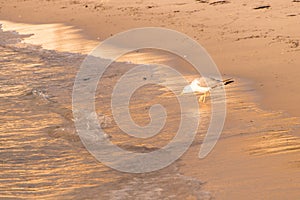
<box><xmin>199</xmin><ymin>93</ymin><xmax>206</xmax><ymax>103</ymax></box>
<box><xmin>199</xmin><ymin>92</ymin><xmax>209</xmax><ymax>103</ymax></box>
<box><xmin>202</xmin><ymin>93</ymin><xmax>206</xmax><ymax>103</ymax></box>
<box><xmin>199</xmin><ymin>95</ymin><xmax>203</xmax><ymax>102</ymax></box>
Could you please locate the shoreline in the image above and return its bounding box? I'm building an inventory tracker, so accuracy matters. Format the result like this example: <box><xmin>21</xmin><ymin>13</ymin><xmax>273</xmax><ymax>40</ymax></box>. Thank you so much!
<box><xmin>0</xmin><ymin>0</ymin><xmax>299</xmax><ymax>117</ymax></box>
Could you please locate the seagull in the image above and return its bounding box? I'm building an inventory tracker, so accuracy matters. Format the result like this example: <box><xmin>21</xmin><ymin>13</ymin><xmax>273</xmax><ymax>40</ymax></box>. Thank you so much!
<box><xmin>181</xmin><ymin>77</ymin><xmax>234</xmax><ymax>102</ymax></box>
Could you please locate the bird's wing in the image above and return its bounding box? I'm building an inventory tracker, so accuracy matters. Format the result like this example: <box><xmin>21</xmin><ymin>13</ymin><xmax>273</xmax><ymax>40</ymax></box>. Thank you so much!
<box><xmin>194</xmin><ymin>77</ymin><xmax>219</xmax><ymax>87</ymax></box>
<box><xmin>192</xmin><ymin>77</ymin><xmax>234</xmax><ymax>89</ymax></box>
<box><xmin>196</xmin><ymin>77</ymin><xmax>234</xmax><ymax>88</ymax></box>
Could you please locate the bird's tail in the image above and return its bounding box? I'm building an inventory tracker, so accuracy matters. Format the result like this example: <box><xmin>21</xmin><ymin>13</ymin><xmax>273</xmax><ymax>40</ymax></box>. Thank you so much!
<box><xmin>211</xmin><ymin>78</ymin><xmax>234</xmax><ymax>89</ymax></box>
<box><xmin>222</xmin><ymin>78</ymin><xmax>234</xmax><ymax>85</ymax></box>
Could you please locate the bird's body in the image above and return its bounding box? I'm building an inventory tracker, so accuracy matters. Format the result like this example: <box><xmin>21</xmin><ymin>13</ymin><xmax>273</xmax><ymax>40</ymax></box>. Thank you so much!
<box><xmin>181</xmin><ymin>77</ymin><xmax>234</xmax><ymax>102</ymax></box>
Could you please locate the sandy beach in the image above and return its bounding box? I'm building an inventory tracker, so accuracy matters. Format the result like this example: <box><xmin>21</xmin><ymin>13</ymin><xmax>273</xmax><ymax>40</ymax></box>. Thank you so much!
<box><xmin>0</xmin><ymin>0</ymin><xmax>299</xmax><ymax>199</ymax></box>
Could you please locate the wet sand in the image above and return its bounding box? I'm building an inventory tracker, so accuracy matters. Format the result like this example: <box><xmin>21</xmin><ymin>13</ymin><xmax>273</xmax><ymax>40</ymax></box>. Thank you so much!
<box><xmin>0</xmin><ymin>0</ymin><xmax>300</xmax><ymax>199</ymax></box>
<box><xmin>1</xmin><ymin>0</ymin><xmax>300</xmax><ymax>116</ymax></box>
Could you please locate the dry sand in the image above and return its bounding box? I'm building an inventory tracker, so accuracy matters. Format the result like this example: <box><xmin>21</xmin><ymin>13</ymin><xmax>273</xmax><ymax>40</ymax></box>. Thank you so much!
<box><xmin>0</xmin><ymin>0</ymin><xmax>299</xmax><ymax>199</ymax></box>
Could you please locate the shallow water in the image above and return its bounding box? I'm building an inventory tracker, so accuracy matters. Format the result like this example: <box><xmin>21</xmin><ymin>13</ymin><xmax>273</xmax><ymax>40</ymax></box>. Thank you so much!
<box><xmin>0</xmin><ymin>22</ymin><xmax>213</xmax><ymax>199</ymax></box>
<box><xmin>0</xmin><ymin>21</ymin><xmax>299</xmax><ymax>199</ymax></box>
<box><xmin>0</xmin><ymin>20</ymin><xmax>98</xmax><ymax>54</ymax></box>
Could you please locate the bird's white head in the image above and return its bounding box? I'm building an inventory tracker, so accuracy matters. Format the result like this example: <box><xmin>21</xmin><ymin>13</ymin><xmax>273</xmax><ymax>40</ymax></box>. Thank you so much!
<box><xmin>181</xmin><ymin>85</ymin><xmax>194</xmax><ymax>95</ymax></box>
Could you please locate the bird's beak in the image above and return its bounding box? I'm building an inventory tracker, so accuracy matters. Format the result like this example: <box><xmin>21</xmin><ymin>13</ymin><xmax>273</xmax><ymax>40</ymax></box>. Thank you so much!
<box><xmin>179</xmin><ymin>91</ymin><xmax>183</xmax><ymax>96</ymax></box>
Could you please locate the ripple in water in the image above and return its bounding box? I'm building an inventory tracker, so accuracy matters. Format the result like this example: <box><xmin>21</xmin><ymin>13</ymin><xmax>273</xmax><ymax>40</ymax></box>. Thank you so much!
<box><xmin>0</xmin><ymin>22</ymin><xmax>213</xmax><ymax>199</ymax></box>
